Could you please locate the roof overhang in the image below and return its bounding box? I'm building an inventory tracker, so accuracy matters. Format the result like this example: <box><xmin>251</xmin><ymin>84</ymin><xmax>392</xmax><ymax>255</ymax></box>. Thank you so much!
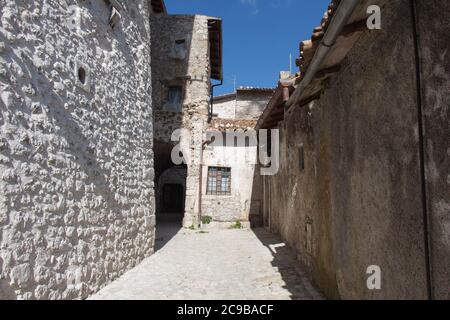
<box><xmin>256</xmin><ymin>80</ymin><xmax>295</xmax><ymax>130</ymax></box>
<box><xmin>213</xmin><ymin>93</ymin><xmax>236</xmax><ymax>103</ymax></box>
<box><xmin>208</xmin><ymin>19</ymin><xmax>223</xmax><ymax>81</ymax></box>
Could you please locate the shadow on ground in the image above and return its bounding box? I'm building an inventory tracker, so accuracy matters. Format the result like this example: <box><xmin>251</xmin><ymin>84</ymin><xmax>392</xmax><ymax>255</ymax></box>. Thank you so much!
<box><xmin>155</xmin><ymin>214</ymin><xmax>183</xmax><ymax>252</ymax></box>
<box><xmin>251</xmin><ymin>228</ymin><xmax>324</xmax><ymax>300</ymax></box>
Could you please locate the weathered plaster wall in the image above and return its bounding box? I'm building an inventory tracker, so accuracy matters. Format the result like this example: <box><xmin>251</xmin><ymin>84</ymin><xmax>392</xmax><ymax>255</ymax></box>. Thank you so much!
<box><xmin>0</xmin><ymin>0</ymin><xmax>155</xmax><ymax>300</ymax></box>
<box><xmin>150</xmin><ymin>14</ymin><xmax>212</xmax><ymax>227</ymax></box>
<box><xmin>417</xmin><ymin>0</ymin><xmax>450</xmax><ymax>300</ymax></box>
<box><xmin>262</xmin><ymin>0</ymin><xmax>448</xmax><ymax>299</ymax></box>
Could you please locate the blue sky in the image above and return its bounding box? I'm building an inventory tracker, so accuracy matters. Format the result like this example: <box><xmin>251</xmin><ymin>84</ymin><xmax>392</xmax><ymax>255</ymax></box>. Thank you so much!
<box><xmin>164</xmin><ymin>0</ymin><xmax>330</xmax><ymax>96</ymax></box>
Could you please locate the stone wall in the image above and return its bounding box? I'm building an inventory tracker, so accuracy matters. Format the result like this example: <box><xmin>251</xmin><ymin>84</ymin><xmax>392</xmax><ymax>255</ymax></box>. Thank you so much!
<box><xmin>262</xmin><ymin>0</ymin><xmax>449</xmax><ymax>299</ymax></box>
<box><xmin>0</xmin><ymin>0</ymin><xmax>155</xmax><ymax>300</ymax></box>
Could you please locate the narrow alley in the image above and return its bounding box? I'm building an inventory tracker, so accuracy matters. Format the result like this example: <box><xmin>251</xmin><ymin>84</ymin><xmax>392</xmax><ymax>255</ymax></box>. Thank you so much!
<box><xmin>0</xmin><ymin>0</ymin><xmax>448</xmax><ymax>303</ymax></box>
<box><xmin>90</xmin><ymin>224</ymin><xmax>323</xmax><ymax>300</ymax></box>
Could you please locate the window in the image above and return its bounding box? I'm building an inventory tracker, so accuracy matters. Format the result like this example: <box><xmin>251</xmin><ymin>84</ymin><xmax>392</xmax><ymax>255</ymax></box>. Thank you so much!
<box><xmin>172</xmin><ymin>39</ymin><xmax>187</xmax><ymax>59</ymax></box>
<box><xmin>78</xmin><ymin>66</ymin><xmax>86</xmax><ymax>85</ymax></box>
<box><xmin>167</xmin><ymin>86</ymin><xmax>182</xmax><ymax>107</ymax></box>
<box><xmin>175</xmin><ymin>39</ymin><xmax>186</xmax><ymax>52</ymax></box>
<box><xmin>207</xmin><ymin>167</ymin><xmax>231</xmax><ymax>196</ymax></box>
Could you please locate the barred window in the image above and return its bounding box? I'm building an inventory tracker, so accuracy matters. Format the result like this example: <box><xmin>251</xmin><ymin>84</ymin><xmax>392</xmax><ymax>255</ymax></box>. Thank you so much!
<box><xmin>207</xmin><ymin>167</ymin><xmax>231</xmax><ymax>196</ymax></box>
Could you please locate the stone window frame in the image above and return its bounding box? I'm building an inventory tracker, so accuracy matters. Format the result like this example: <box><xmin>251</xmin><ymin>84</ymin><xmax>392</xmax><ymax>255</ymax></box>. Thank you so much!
<box><xmin>206</xmin><ymin>167</ymin><xmax>232</xmax><ymax>196</ymax></box>
<box><xmin>74</xmin><ymin>60</ymin><xmax>91</xmax><ymax>93</ymax></box>
<box><xmin>163</xmin><ymin>84</ymin><xmax>184</xmax><ymax>112</ymax></box>
<box><xmin>169</xmin><ymin>34</ymin><xmax>191</xmax><ymax>60</ymax></box>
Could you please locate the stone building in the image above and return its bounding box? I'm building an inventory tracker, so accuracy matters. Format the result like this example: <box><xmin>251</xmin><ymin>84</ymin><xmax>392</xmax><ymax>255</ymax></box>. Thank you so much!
<box><xmin>150</xmin><ymin>10</ymin><xmax>223</xmax><ymax>228</ymax></box>
<box><xmin>150</xmin><ymin>10</ymin><xmax>273</xmax><ymax>228</ymax></box>
<box><xmin>257</xmin><ymin>0</ymin><xmax>450</xmax><ymax>299</ymax></box>
<box><xmin>202</xmin><ymin>88</ymin><xmax>273</xmax><ymax>226</ymax></box>
<box><xmin>0</xmin><ymin>0</ymin><xmax>164</xmax><ymax>300</ymax></box>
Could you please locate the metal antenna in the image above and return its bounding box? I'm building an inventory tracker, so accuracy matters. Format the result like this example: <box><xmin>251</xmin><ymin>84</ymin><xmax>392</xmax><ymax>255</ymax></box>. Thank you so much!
<box><xmin>289</xmin><ymin>53</ymin><xmax>292</xmax><ymax>75</ymax></box>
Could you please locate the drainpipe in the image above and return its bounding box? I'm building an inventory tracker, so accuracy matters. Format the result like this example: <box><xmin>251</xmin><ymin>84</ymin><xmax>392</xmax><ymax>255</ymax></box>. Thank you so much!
<box><xmin>209</xmin><ymin>80</ymin><xmax>223</xmax><ymax>123</ymax></box>
<box><xmin>286</xmin><ymin>0</ymin><xmax>360</xmax><ymax>109</ymax></box>
<box><xmin>198</xmin><ymin>139</ymin><xmax>213</xmax><ymax>226</ymax></box>
<box><xmin>410</xmin><ymin>0</ymin><xmax>433</xmax><ymax>300</ymax></box>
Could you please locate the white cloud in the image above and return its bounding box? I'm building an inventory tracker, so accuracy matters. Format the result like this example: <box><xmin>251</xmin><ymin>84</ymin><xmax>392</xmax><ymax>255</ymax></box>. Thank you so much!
<box><xmin>271</xmin><ymin>0</ymin><xmax>293</xmax><ymax>9</ymax></box>
<box><xmin>240</xmin><ymin>0</ymin><xmax>259</xmax><ymax>15</ymax></box>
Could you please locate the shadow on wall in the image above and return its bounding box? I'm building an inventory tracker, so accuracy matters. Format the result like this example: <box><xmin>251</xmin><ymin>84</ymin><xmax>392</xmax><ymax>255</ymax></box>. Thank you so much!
<box><xmin>248</xmin><ymin>163</ymin><xmax>264</xmax><ymax>227</ymax></box>
<box><xmin>251</xmin><ymin>228</ymin><xmax>323</xmax><ymax>300</ymax></box>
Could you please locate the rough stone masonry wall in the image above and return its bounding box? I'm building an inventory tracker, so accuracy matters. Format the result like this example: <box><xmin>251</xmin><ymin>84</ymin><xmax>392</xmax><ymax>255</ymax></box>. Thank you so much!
<box><xmin>263</xmin><ymin>0</ymin><xmax>449</xmax><ymax>299</ymax></box>
<box><xmin>0</xmin><ymin>0</ymin><xmax>155</xmax><ymax>300</ymax></box>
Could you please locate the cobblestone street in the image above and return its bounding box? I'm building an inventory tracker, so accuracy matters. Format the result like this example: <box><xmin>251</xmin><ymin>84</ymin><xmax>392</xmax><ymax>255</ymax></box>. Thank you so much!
<box><xmin>89</xmin><ymin>224</ymin><xmax>323</xmax><ymax>300</ymax></box>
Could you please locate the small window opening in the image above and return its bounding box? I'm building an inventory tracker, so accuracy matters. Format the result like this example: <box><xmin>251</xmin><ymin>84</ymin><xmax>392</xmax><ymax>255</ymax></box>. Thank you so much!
<box><xmin>167</xmin><ymin>86</ymin><xmax>182</xmax><ymax>105</ymax></box>
<box><xmin>306</xmin><ymin>221</ymin><xmax>312</xmax><ymax>254</ymax></box>
<box><xmin>78</xmin><ymin>67</ymin><xmax>86</xmax><ymax>85</ymax></box>
<box><xmin>299</xmin><ymin>144</ymin><xmax>305</xmax><ymax>171</ymax></box>
<box><xmin>173</xmin><ymin>39</ymin><xmax>187</xmax><ymax>59</ymax></box>
<box><xmin>175</xmin><ymin>39</ymin><xmax>186</xmax><ymax>46</ymax></box>
<box><xmin>175</xmin><ymin>39</ymin><xmax>186</xmax><ymax>51</ymax></box>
